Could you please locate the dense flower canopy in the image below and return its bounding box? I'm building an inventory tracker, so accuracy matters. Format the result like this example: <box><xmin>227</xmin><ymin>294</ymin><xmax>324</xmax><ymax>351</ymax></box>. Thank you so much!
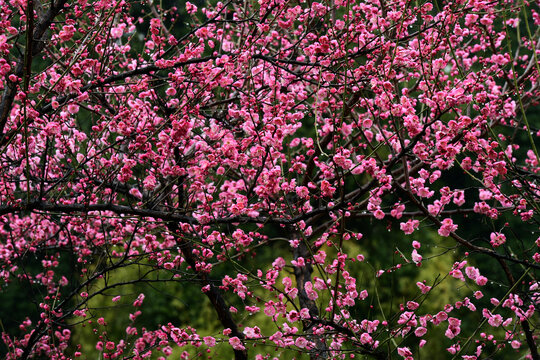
<box><xmin>0</xmin><ymin>0</ymin><xmax>539</xmax><ymax>358</ymax></box>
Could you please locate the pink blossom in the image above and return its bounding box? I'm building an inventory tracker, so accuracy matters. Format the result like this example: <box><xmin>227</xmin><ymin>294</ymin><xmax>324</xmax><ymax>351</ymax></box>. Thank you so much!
<box><xmin>447</xmin><ymin>344</ymin><xmax>460</xmax><ymax>354</ymax></box>
<box><xmin>110</xmin><ymin>24</ymin><xmax>125</xmax><ymax>38</ymax></box>
<box><xmin>295</xmin><ymin>337</ymin><xmax>309</xmax><ymax>348</ymax></box>
<box><xmin>58</xmin><ymin>25</ymin><xmax>76</xmax><ymax>41</ymax></box>
<box><xmin>415</xmin><ymin>327</ymin><xmax>427</xmax><ymax>337</ymax></box>
<box><xmin>373</xmin><ymin>209</ymin><xmax>385</xmax><ymax>219</ymax></box>
<box><xmin>490</xmin><ymin>232</ymin><xmax>506</xmax><ymax>247</ymax></box>
<box><xmin>143</xmin><ymin>175</ymin><xmax>157</xmax><ymax>190</ymax></box>
<box><xmin>296</xmin><ymin>186</ymin><xmax>310</xmax><ymax>199</ymax></box>
<box><xmin>476</xmin><ymin>276</ymin><xmax>488</xmax><ymax>286</ymax></box>
<box><xmin>359</xmin><ymin>290</ymin><xmax>368</xmax><ymax>300</ymax></box>
<box><xmin>129</xmin><ymin>188</ymin><xmax>143</xmax><ymax>199</ymax></box>
<box><xmin>185</xmin><ymin>1</ymin><xmax>198</xmax><ymax>13</ymax></box>
<box><xmin>397</xmin><ymin>347</ymin><xmax>412</xmax><ymax>358</ymax></box>
<box><xmin>416</xmin><ymin>282</ymin><xmax>432</xmax><ymax>294</ymax></box>
<box><xmin>438</xmin><ymin>218</ymin><xmax>458</xmax><ymax>237</ymax></box>
<box><xmin>411</xmin><ymin>249</ymin><xmax>422</xmax><ymax>264</ymax></box>
<box><xmin>165</xmin><ymin>87</ymin><xmax>177</xmax><ymax>96</ymax></box>
<box><xmin>360</xmin><ymin>333</ymin><xmax>373</xmax><ymax>344</ymax></box>
<box><xmin>229</xmin><ymin>337</ymin><xmax>245</xmax><ymax>350</ymax></box>
<box><xmin>400</xmin><ymin>219</ymin><xmax>420</xmax><ymax>234</ymax></box>
<box><xmin>488</xmin><ymin>314</ymin><xmax>503</xmax><ymax>327</ymax></box>
<box><xmin>465</xmin><ymin>266</ymin><xmax>479</xmax><ymax>281</ymax></box>
<box><xmin>243</xmin><ymin>326</ymin><xmax>261</xmax><ymax>338</ymax></box>
<box><xmin>320</xmin><ymin>180</ymin><xmax>336</xmax><ymax>197</ymax></box>
<box><xmin>304</xmin><ymin>281</ymin><xmax>318</xmax><ymax>300</ymax></box>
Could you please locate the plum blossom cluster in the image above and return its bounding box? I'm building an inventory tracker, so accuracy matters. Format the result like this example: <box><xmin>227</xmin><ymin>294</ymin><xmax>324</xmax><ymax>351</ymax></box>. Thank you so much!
<box><xmin>0</xmin><ymin>0</ymin><xmax>539</xmax><ymax>358</ymax></box>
